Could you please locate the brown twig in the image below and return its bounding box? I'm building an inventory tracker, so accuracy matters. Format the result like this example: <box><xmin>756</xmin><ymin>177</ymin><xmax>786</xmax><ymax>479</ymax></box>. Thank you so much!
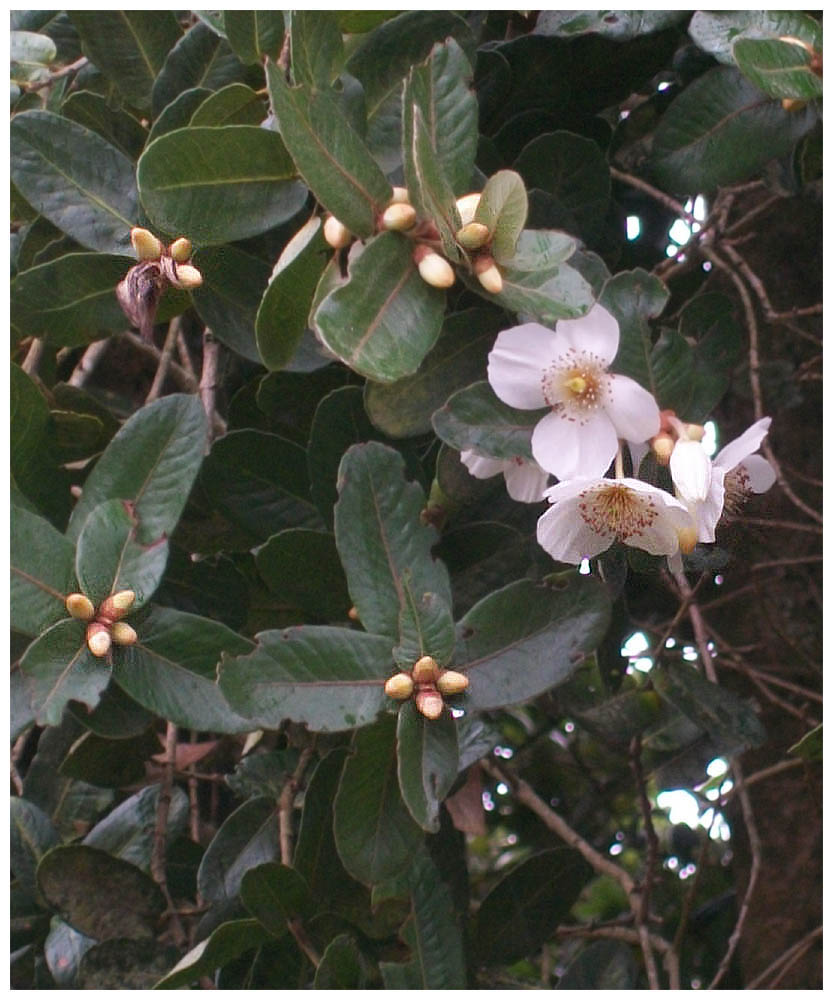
<box><xmin>279</xmin><ymin>747</ymin><xmax>316</xmax><ymax>867</ymax></box>
<box><xmin>629</xmin><ymin>736</ymin><xmax>660</xmax><ymax>925</ymax></box>
<box><xmin>23</xmin><ymin>55</ymin><xmax>88</xmax><ymax>92</ymax></box>
<box><xmin>145</xmin><ymin>317</ymin><xmax>182</xmax><ymax>403</ymax></box>
<box><xmin>67</xmin><ymin>338</ymin><xmax>110</xmax><ymax>388</ymax></box>
<box><xmin>151</xmin><ymin>721</ymin><xmax>187</xmax><ymax>948</ymax></box>
<box><xmin>609</xmin><ymin>166</ymin><xmax>694</xmax><ymax>222</ymax></box>
<box><xmin>555</xmin><ymin>924</ymin><xmax>680</xmax><ymax>990</ymax></box>
<box><xmin>199</xmin><ymin>329</ymin><xmax>224</xmax><ymax>443</ymax></box>
<box><xmin>746</xmin><ymin>924</ymin><xmax>822</xmax><ymax>989</ymax></box>
<box><xmin>21</xmin><ymin>337</ymin><xmax>45</xmax><ymax>376</ymax></box>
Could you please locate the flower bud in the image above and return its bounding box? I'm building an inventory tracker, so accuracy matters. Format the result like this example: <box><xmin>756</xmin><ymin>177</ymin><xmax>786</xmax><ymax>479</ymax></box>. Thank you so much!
<box><xmin>86</xmin><ymin>622</ymin><xmax>112</xmax><ymax>658</ymax></box>
<box><xmin>389</xmin><ymin>186</ymin><xmax>411</xmax><ymax>205</ymax></box>
<box><xmin>172</xmin><ymin>264</ymin><xmax>203</xmax><ymax>290</ymax></box>
<box><xmin>98</xmin><ymin>590</ymin><xmax>136</xmax><ymax>624</ymax></box>
<box><xmin>111</xmin><ymin>622</ymin><xmax>138</xmax><ymax>646</ymax></box>
<box><xmin>323</xmin><ymin>215</ymin><xmax>352</xmax><ymax>249</ymax></box>
<box><xmin>677</xmin><ymin>525</ymin><xmax>699</xmax><ymax>555</ymax></box>
<box><xmin>382</xmin><ymin>202</ymin><xmax>417</xmax><ymax>232</ymax></box>
<box><xmin>455</xmin><ymin>193</ymin><xmax>481</xmax><ymax>227</ymax></box>
<box><xmin>412</xmin><ymin>655</ymin><xmax>440</xmax><ymax>684</ymax></box>
<box><xmin>348</xmin><ymin>606</ymin><xmax>360</xmax><ymax>621</ymax></box>
<box><xmin>168</xmin><ymin>237</ymin><xmax>192</xmax><ymax>263</ymax></box>
<box><xmin>474</xmin><ymin>255</ymin><xmax>503</xmax><ymax>294</ymax></box>
<box><xmin>781</xmin><ymin>98</ymin><xmax>808</xmax><ymax>112</ymax></box>
<box><xmin>684</xmin><ymin>423</ymin><xmax>705</xmax><ymax>442</ymax></box>
<box><xmin>415</xmin><ymin>689</ymin><xmax>444</xmax><ymax>720</ymax></box>
<box><xmin>651</xmin><ymin>432</ymin><xmax>675</xmax><ymax>465</ymax></box>
<box><xmin>65</xmin><ymin>593</ymin><xmax>95</xmax><ymax>622</ymax></box>
<box><xmin>436</xmin><ymin>670</ymin><xmax>469</xmax><ymax>695</ymax></box>
<box><xmin>456</xmin><ymin>221</ymin><xmax>490</xmax><ymax>251</ymax></box>
<box><xmin>131</xmin><ymin>227</ymin><xmax>164</xmax><ymax>261</ymax></box>
<box><xmin>385</xmin><ymin>673</ymin><xmax>414</xmax><ymax>700</ymax></box>
<box><xmin>414</xmin><ymin>247</ymin><xmax>455</xmax><ymax>289</ymax></box>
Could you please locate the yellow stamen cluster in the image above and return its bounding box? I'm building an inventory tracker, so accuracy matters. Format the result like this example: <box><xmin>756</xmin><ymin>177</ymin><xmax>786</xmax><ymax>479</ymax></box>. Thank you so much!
<box><xmin>65</xmin><ymin>589</ymin><xmax>137</xmax><ymax>657</ymax></box>
<box><xmin>384</xmin><ymin>654</ymin><xmax>469</xmax><ymax>720</ymax></box>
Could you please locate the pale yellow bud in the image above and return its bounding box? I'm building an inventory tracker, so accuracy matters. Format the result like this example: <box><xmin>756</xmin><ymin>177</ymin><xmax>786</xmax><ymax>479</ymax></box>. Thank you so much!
<box><xmin>131</xmin><ymin>227</ymin><xmax>164</xmax><ymax>261</ymax></box>
<box><xmin>782</xmin><ymin>98</ymin><xmax>807</xmax><ymax>112</ymax></box>
<box><xmin>86</xmin><ymin>622</ymin><xmax>112</xmax><ymax>658</ymax></box>
<box><xmin>98</xmin><ymin>590</ymin><xmax>135</xmax><ymax>624</ymax></box>
<box><xmin>111</xmin><ymin>622</ymin><xmax>138</xmax><ymax>646</ymax></box>
<box><xmin>677</xmin><ymin>525</ymin><xmax>698</xmax><ymax>555</ymax></box>
<box><xmin>475</xmin><ymin>256</ymin><xmax>503</xmax><ymax>294</ymax></box>
<box><xmin>415</xmin><ymin>689</ymin><xmax>444</xmax><ymax>720</ymax></box>
<box><xmin>651</xmin><ymin>433</ymin><xmax>675</xmax><ymax>465</ymax></box>
<box><xmin>456</xmin><ymin>221</ymin><xmax>490</xmax><ymax>251</ymax></box>
<box><xmin>412</xmin><ymin>655</ymin><xmax>440</xmax><ymax>684</ymax></box>
<box><xmin>455</xmin><ymin>193</ymin><xmax>481</xmax><ymax>227</ymax></box>
<box><xmin>65</xmin><ymin>593</ymin><xmax>95</xmax><ymax>622</ymax></box>
<box><xmin>168</xmin><ymin>237</ymin><xmax>192</xmax><ymax>263</ymax></box>
<box><xmin>684</xmin><ymin>423</ymin><xmax>705</xmax><ymax>442</ymax></box>
<box><xmin>384</xmin><ymin>673</ymin><xmax>415</xmax><ymax>700</ymax></box>
<box><xmin>348</xmin><ymin>606</ymin><xmax>360</xmax><ymax>621</ymax></box>
<box><xmin>323</xmin><ymin>215</ymin><xmax>352</xmax><ymax>249</ymax></box>
<box><xmin>436</xmin><ymin>670</ymin><xmax>469</xmax><ymax>695</ymax></box>
<box><xmin>382</xmin><ymin>203</ymin><xmax>417</xmax><ymax>232</ymax></box>
<box><xmin>172</xmin><ymin>264</ymin><xmax>203</xmax><ymax>290</ymax></box>
<box><xmin>389</xmin><ymin>186</ymin><xmax>411</xmax><ymax>205</ymax></box>
<box><xmin>414</xmin><ymin>248</ymin><xmax>455</xmax><ymax>289</ymax></box>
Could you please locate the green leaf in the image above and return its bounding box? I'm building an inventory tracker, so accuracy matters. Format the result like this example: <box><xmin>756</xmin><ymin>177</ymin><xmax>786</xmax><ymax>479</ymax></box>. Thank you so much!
<box><xmin>255</xmin><ymin>529</ymin><xmax>351</xmax><ymax>622</ymax></box>
<box><xmin>147</xmin><ymin>86</ymin><xmax>212</xmax><ymax>143</ymax></box>
<box><xmin>113</xmin><ymin>607</ymin><xmax>253</xmax><ymax>734</ymax></box>
<box><xmin>456</xmin><ymin>576</ymin><xmax>612</xmax><ymax>712</ymax></box>
<box><xmin>600</xmin><ymin>267</ymin><xmax>671</xmax><ymax>392</ymax></box>
<box><xmin>556</xmin><ymin>939</ymin><xmax>639</xmax><ymax>989</ymax></box>
<box><xmin>189</xmin><ymin>82</ymin><xmax>266</xmax><ymax>126</ymax></box>
<box><xmin>489</xmin><ymin>256</ymin><xmax>595</xmax><ymax>322</ymax></box>
<box><xmin>432</xmin><ymin>381</ymin><xmax>541</xmax><ymax>460</ymax></box>
<box><xmin>67</xmin><ymin>679</ymin><xmax>154</xmax><ymax>740</ymax></box>
<box><xmin>76</xmin><ymin>938</ymin><xmax>180</xmax><ymax>990</ymax></box>
<box><xmin>732</xmin><ymin>37</ymin><xmax>823</xmax><ymax>101</ymax></box>
<box><xmin>83</xmin><ymin>786</ymin><xmax>188</xmax><ymax>871</ymax></box>
<box><xmin>364</xmin><ymin>308</ymin><xmax>502</xmax><ymax>438</ymax></box>
<box><xmin>334</xmin><ymin>442</ymin><xmax>451</xmax><ymax>640</ymax></box>
<box><xmin>789</xmin><ymin>724</ymin><xmax>822</xmax><ymax>763</ymax></box>
<box><xmin>396</xmin><ymin>700</ymin><xmax>459</xmax><ymax>832</ymax></box>
<box><xmin>197</xmin><ymin>797</ymin><xmax>278</xmax><ymax>905</ymax></box>
<box><xmin>288</xmin><ymin>10</ymin><xmax>343</xmax><ymax>88</ymax></box>
<box><xmin>11</xmin><ymin>505</ymin><xmax>77</xmax><ymax>638</ymax></box>
<box><xmin>314</xmin><ymin>232</ymin><xmax>446</xmax><ymax>382</ymax></box>
<box><xmin>75</xmin><ymin>499</ymin><xmax>168</xmax><ymax>608</ymax></box>
<box><xmin>66</xmin><ymin>393</ymin><xmax>207</xmax><ymax>544</ymax></box>
<box><xmin>60</xmin><ymin>729</ymin><xmax>164</xmax><ymax>789</ymax></box>
<box><xmin>153</xmin><ymin>919</ymin><xmax>273</xmax><ymax>989</ymax></box>
<box><xmin>224</xmin><ymin>10</ymin><xmax>285</xmax><ymax>65</ymax></box>
<box><xmin>38</xmin><ymin>845</ymin><xmax>166</xmax><ymax>940</ymax></box>
<box><xmin>651</xmin><ymin>66</ymin><xmax>819</xmax><ymax>195</ymax></box>
<box><xmin>333</xmin><ymin>715</ymin><xmax>423</xmax><ymax>885</ymax></box>
<box><xmin>266</xmin><ymin>61</ymin><xmax>391</xmax><ymax>238</ymax></box>
<box><xmin>10</xmin><ymin>30</ymin><xmax>57</xmax><ymax>85</ymax></box>
<box><xmin>688</xmin><ymin>10</ymin><xmax>822</xmax><ymax>66</ymax></box>
<box><xmin>473</xmin><ymin>848</ymin><xmax>592</xmax><ymax>965</ymax></box>
<box><xmin>11</xmin><ymin>797</ymin><xmax>61</xmax><ymax>898</ymax></box>
<box><xmin>44</xmin><ymin>918</ymin><xmax>96</xmax><ymax>989</ymax></box>
<box><xmin>256</xmin><ymin>215</ymin><xmax>330</xmax><ymax>371</ymax></box>
<box><xmin>394</xmin><ymin>588</ymin><xmax>456</xmax><ymax>669</ymax></box>
<box><xmin>314</xmin><ymin>934</ymin><xmax>367</xmax><ymax>989</ymax></box>
<box><xmin>218</xmin><ymin>626</ymin><xmax>391</xmax><ymax>732</ymax></box>
<box><xmin>678</xmin><ymin>293</ymin><xmax>744</xmax><ymax>422</ymax></box>
<box><xmin>475</xmin><ymin>170</ymin><xmax>528</xmax><ymax>262</ymax></box>
<box><xmin>62</xmin><ymin>92</ymin><xmax>148</xmax><ymax>160</ymax></box>
<box><xmin>535</xmin><ymin>10</ymin><xmax>687</xmax><ymax>39</ymax></box>
<box><xmin>70</xmin><ymin>11</ymin><xmax>181</xmax><ymax>111</ymax></box>
<box><xmin>505</xmin><ymin>228</ymin><xmax>578</xmax><ymax>271</ymax></box>
<box><xmin>19</xmin><ymin>619</ymin><xmax>111</xmax><ymax>726</ymax></box>
<box><xmin>10</xmin><ymin>111</ymin><xmax>138</xmax><ymax>255</ymax></box>
<box><xmin>652</xmin><ymin>661</ymin><xmax>767</xmax><ymax>754</ymax></box>
<box><xmin>137</xmin><ymin>126</ymin><xmax>305</xmax><ymax>246</ymax></box>
<box><xmin>240</xmin><ymin>862</ymin><xmax>315</xmax><ymax>936</ymax></box>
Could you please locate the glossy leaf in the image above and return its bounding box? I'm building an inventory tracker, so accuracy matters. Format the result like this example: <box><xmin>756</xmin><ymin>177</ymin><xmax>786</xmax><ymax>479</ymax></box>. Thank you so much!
<box><xmin>266</xmin><ymin>61</ymin><xmax>391</xmax><ymax>238</ymax></box>
<box><xmin>66</xmin><ymin>393</ymin><xmax>207</xmax><ymax>544</ymax></box>
<box><xmin>61</xmin><ymin>91</ymin><xmax>147</xmax><ymax>160</ymax></box>
<box><xmin>10</xmin><ymin>112</ymin><xmax>138</xmax><ymax>255</ymax></box>
<box><xmin>394</xmin><ymin>588</ymin><xmax>456</xmax><ymax>669</ymax></box>
<box><xmin>455</xmin><ymin>576</ymin><xmax>612</xmax><ymax>712</ymax></box>
<box><xmin>314</xmin><ymin>934</ymin><xmax>367</xmax><ymax>989</ymax></box>
<box><xmin>10</xmin><ymin>30</ymin><xmax>57</xmax><ymax>85</ymax></box>
<box><xmin>688</xmin><ymin>10</ymin><xmax>822</xmax><ymax>66</ymax></box>
<box><xmin>153</xmin><ymin>919</ymin><xmax>273</xmax><ymax>989</ymax></box>
<box><xmin>475</xmin><ymin>170</ymin><xmax>528</xmax><ymax>262</ymax></box>
<box><xmin>240</xmin><ymin>862</ymin><xmax>315</xmax><ymax>936</ymax></box>
<box><xmin>600</xmin><ymin>268</ymin><xmax>671</xmax><ymax>392</ymax></box>
<box><xmin>59</xmin><ymin>728</ymin><xmax>163</xmax><ymax>789</ymax></box>
<box><xmin>224</xmin><ymin>10</ymin><xmax>285</xmax><ymax>65</ymax></box>
<box><xmin>490</xmin><ymin>257</ymin><xmax>595</xmax><ymax>322</ymax></box>
<box><xmin>10</xmin><ymin>505</ymin><xmax>77</xmax><ymax>638</ymax></box>
<box><xmin>334</xmin><ymin>442</ymin><xmax>451</xmax><ymax>639</ymax></box>
<box><xmin>536</xmin><ymin>10</ymin><xmax>687</xmax><ymax>39</ymax></box>
<box><xmin>505</xmin><ymin>228</ymin><xmax>578</xmax><ymax>271</ymax></box>
<box><xmin>11</xmin><ymin>797</ymin><xmax>61</xmax><ymax>898</ymax></box>
<box><xmin>188</xmin><ymin>83</ymin><xmax>266</xmax><ymax>126</ymax></box>
<box><xmin>37</xmin><ymin>845</ymin><xmax>165</xmax><ymax>940</ymax></box>
<box><xmin>44</xmin><ymin>918</ymin><xmax>96</xmax><ymax>989</ymax></box>
<box><xmin>137</xmin><ymin>126</ymin><xmax>305</xmax><ymax>246</ymax></box>
<box><xmin>288</xmin><ymin>10</ymin><xmax>343</xmax><ymax>87</ymax></box>
<box><xmin>254</xmin><ymin>528</ymin><xmax>351</xmax><ymax>623</ymax></box>
<box><xmin>83</xmin><ymin>786</ymin><xmax>189</xmax><ymax>872</ymax></box>
<box><xmin>147</xmin><ymin>86</ymin><xmax>212</xmax><ymax>142</ymax></box>
<box><xmin>315</xmin><ymin>233</ymin><xmax>446</xmax><ymax>382</ymax></box>
<box><xmin>197</xmin><ymin>797</ymin><xmax>279</xmax><ymax>905</ymax></box>
<box><xmin>333</xmin><ymin>715</ymin><xmax>423</xmax><ymax>885</ymax></box>
<box><xmin>733</xmin><ymin>37</ymin><xmax>823</xmax><ymax>101</ymax></box>
<box><xmin>396</xmin><ymin>701</ymin><xmax>459</xmax><ymax>832</ymax></box>
<box><xmin>218</xmin><ymin>626</ymin><xmax>391</xmax><ymax>732</ymax></box>
<box><xmin>432</xmin><ymin>381</ymin><xmax>541</xmax><ymax>460</ymax></box>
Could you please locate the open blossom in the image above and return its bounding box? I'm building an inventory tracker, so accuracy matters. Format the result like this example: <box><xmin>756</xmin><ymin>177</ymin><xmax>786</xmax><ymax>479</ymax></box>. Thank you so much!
<box><xmin>460</xmin><ymin>449</ymin><xmax>549</xmax><ymax>503</ymax></box>
<box><xmin>670</xmin><ymin>417</ymin><xmax>776</xmax><ymax>542</ymax></box>
<box><xmin>537</xmin><ymin>477</ymin><xmax>697</xmax><ymax>564</ymax></box>
<box><xmin>487</xmin><ymin>304</ymin><xmax>660</xmax><ymax>481</ymax></box>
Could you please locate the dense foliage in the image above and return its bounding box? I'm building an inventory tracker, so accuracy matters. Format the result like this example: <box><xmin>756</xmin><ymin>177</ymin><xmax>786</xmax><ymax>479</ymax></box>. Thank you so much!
<box><xmin>11</xmin><ymin>10</ymin><xmax>822</xmax><ymax>989</ymax></box>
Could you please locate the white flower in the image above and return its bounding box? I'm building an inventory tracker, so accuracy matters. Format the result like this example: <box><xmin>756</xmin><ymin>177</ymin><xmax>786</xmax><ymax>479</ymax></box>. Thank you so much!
<box><xmin>537</xmin><ymin>477</ymin><xmax>697</xmax><ymax>564</ymax></box>
<box><xmin>460</xmin><ymin>449</ymin><xmax>549</xmax><ymax>503</ymax></box>
<box><xmin>670</xmin><ymin>417</ymin><xmax>776</xmax><ymax>542</ymax></box>
<box><xmin>487</xmin><ymin>304</ymin><xmax>661</xmax><ymax>481</ymax></box>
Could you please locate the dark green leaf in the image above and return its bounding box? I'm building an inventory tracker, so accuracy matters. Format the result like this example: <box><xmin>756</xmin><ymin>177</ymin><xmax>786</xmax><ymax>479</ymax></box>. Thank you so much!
<box><xmin>11</xmin><ymin>797</ymin><xmax>61</xmax><ymax>898</ymax></box>
<box><xmin>536</xmin><ymin>10</ymin><xmax>687</xmax><ymax>39</ymax></box>
<box><xmin>255</xmin><ymin>528</ymin><xmax>351</xmax><ymax>622</ymax></box>
<box><xmin>67</xmin><ymin>393</ymin><xmax>207</xmax><ymax>544</ymax></box>
<box><xmin>60</xmin><ymin>729</ymin><xmax>165</xmax><ymax>790</ymax></box>
<box><xmin>37</xmin><ymin>845</ymin><xmax>165</xmax><ymax>940</ymax></box>
<box><xmin>396</xmin><ymin>701</ymin><xmax>459</xmax><ymax>832</ymax></box>
<box><xmin>313</xmin><ymin>232</ymin><xmax>446</xmax><ymax>382</ymax></box>
<box><xmin>153</xmin><ymin>544</ymin><xmax>248</xmax><ymax>630</ymax></box>
<box><xmin>10</xmin><ymin>30</ymin><xmax>57</xmax><ymax>85</ymax></box>
<box><xmin>314</xmin><ymin>934</ymin><xmax>367</xmax><ymax>989</ymax></box>
<box><xmin>10</xmin><ymin>111</ymin><xmax>138</xmax><ymax>255</ymax></box>
<box><xmin>147</xmin><ymin>86</ymin><xmax>212</xmax><ymax>143</ymax></box>
<box><xmin>394</xmin><ymin>588</ymin><xmax>456</xmax><ymax>669</ymax></box>
<box><xmin>489</xmin><ymin>257</ymin><xmax>595</xmax><ymax>323</ymax></box>
<box><xmin>137</xmin><ymin>126</ymin><xmax>305</xmax><ymax>246</ymax></box>
<box><xmin>556</xmin><ymin>938</ymin><xmax>638</xmax><ymax>988</ymax></box>
<box><xmin>189</xmin><ymin>82</ymin><xmax>266</xmax><ymax>126</ymax></box>
<box><xmin>241</xmin><ymin>862</ymin><xmax>315</xmax><ymax>936</ymax></box>
<box><xmin>11</xmin><ymin>505</ymin><xmax>77</xmax><ymax>638</ymax></box>
<box><xmin>71</xmin><ymin>12</ymin><xmax>181</xmax><ymax>111</ymax></box>
<box><xmin>76</xmin><ymin>938</ymin><xmax>181</xmax><ymax>990</ymax></box>
<box><xmin>688</xmin><ymin>10</ymin><xmax>822</xmax><ymax>65</ymax></box>
<box><xmin>67</xmin><ymin>682</ymin><xmax>154</xmax><ymax>740</ymax></box>
<box><xmin>733</xmin><ymin>37</ymin><xmax>823</xmax><ymax>101</ymax></box>
<box><xmin>266</xmin><ymin>61</ymin><xmax>391</xmax><ymax>238</ymax></box>
<box><xmin>504</xmin><ymin>228</ymin><xmax>578</xmax><ymax>271</ymax></box>
<box><xmin>600</xmin><ymin>268</ymin><xmax>670</xmax><ymax>392</ymax></box>
<box><xmin>455</xmin><ymin>577</ymin><xmax>612</xmax><ymax>712</ymax></box>
<box><xmin>334</xmin><ymin>715</ymin><xmax>423</xmax><ymax>885</ymax></box>
<box><xmin>61</xmin><ymin>92</ymin><xmax>148</xmax><ymax>160</ymax></box>
<box><xmin>679</xmin><ymin>293</ymin><xmax>744</xmax><ymax>422</ymax></box>
<box><xmin>225</xmin><ymin>10</ymin><xmax>285</xmax><ymax>65</ymax></box>
<box><xmin>289</xmin><ymin>10</ymin><xmax>343</xmax><ymax>88</ymax></box>
<box><xmin>334</xmin><ymin>442</ymin><xmax>451</xmax><ymax>640</ymax></box>
<box><xmin>83</xmin><ymin>786</ymin><xmax>188</xmax><ymax>871</ymax></box>
<box><xmin>153</xmin><ymin>919</ymin><xmax>273</xmax><ymax>989</ymax></box>
<box><xmin>475</xmin><ymin>170</ymin><xmax>528</xmax><ymax>262</ymax></box>
<box><xmin>44</xmin><ymin>918</ymin><xmax>96</xmax><ymax>989</ymax></box>
<box><xmin>432</xmin><ymin>381</ymin><xmax>541</xmax><ymax>460</ymax></box>
<box><xmin>197</xmin><ymin>797</ymin><xmax>278</xmax><ymax>905</ymax></box>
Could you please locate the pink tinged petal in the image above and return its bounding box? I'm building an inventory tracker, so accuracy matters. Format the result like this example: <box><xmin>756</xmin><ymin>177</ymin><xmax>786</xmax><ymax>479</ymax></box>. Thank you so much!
<box><xmin>628</xmin><ymin>440</ymin><xmax>650</xmax><ymax>475</ymax></box>
<box><xmin>554</xmin><ymin>303</ymin><xmax>620</xmax><ymax>364</ymax></box>
<box><xmin>531</xmin><ymin>408</ymin><xmax>617</xmax><ymax>480</ymax></box>
<box><xmin>537</xmin><ymin>497</ymin><xmax>612</xmax><ymax>563</ymax></box>
<box><xmin>606</xmin><ymin>375</ymin><xmax>661</xmax><ymax>442</ymax></box>
<box><xmin>460</xmin><ymin>450</ymin><xmax>505</xmax><ymax>480</ymax></box>
<box><xmin>741</xmin><ymin>454</ymin><xmax>777</xmax><ymax>493</ymax></box>
<box><xmin>670</xmin><ymin>440</ymin><xmax>712</xmax><ymax>504</ymax></box>
<box><xmin>714</xmin><ymin>417</ymin><xmax>772</xmax><ymax>473</ymax></box>
<box><xmin>503</xmin><ymin>460</ymin><xmax>549</xmax><ymax>503</ymax></box>
<box><xmin>487</xmin><ymin>323</ymin><xmax>557</xmax><ymax>409</ymax></box>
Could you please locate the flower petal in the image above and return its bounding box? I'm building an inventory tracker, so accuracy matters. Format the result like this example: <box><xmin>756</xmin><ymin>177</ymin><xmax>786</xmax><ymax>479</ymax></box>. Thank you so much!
<box><xmin>554</xmin><ymin>303</ymin><xmax>620</xmax><ymax>364</ymax></box>
<box><xmin>487</xmin><ymin>323</ymin><xmax>555</xmax><ymax>409</ymax></box>
<box><xmin>503</xmin><ymin>460</ymin><xmax>549</xmax><ymax>503</ymax></box>
<box><xmin>532</xmin><ymin>409</ymin><xmax>617</xmax><ymax>480</ymax></box>
<box><xmin>670</xmin><ymin>440</ymin><xmax>712</xmax><ymax>504</ymax></box>
<box><xmin>633</xmin><ymin>488</ymin><xmax>697</xmax><ymax>557</ymax></box>
<box><xmin>460</xmin><ymin>450</ymin><xmax>505</xmax><ymax>480</ymax></box>
<box><xmin>714</xmin><ymin>417</ymin><xmax>771</xmax><ymax>473</ymax></box>
<box><xmin>741</xmin><ymin>454</ymin><xmax>777</xmax><ymax>494</ymax></box>
<box><xmin>606</xmin><ymin>375</ymin><xmax>661</xmax><ymax>442</ymax></box>
<box><xmin>537</xmin><ymin>495</ymin><xmax>612</xmax><ymax>563</ymax></box>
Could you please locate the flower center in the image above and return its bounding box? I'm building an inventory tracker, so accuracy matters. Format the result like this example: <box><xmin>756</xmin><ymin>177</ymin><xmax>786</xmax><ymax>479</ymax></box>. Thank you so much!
<box><xmin>578</xmin><ymin>483</ymin><xmax>658</xmax><ymax>541</ymax></box>
<box><xmin>723</xmin><ymin>465</ymin><xmax>752</xmax><ymax>515</ymax></box>
<box><xmin>541</xmin><ymin>350</ymin><xmax>610</xmax><ymax>422</ymax></box>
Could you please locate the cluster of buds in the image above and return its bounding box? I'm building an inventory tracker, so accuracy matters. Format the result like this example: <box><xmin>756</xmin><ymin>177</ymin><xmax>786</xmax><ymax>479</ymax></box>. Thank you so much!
<box><xmin>384</xmin><ymin>654</ymin><xmax>469</xmax><ymax>720</ymax></box>
<box><xmin>116</xmin><ymin>228</ymin><xmax>202</xmax><ymax>342</ymax></box>
<box><xmin>65</xmin><ymin>589</ymin><xmax>137</xmax><ymax>658</ymax></box>
<box><xmin>650</xmin><ymin>410</ymin><xmax>706</xmax><ymax>466</ymax></box>
<box><xmin>323</xmin><ymin>187</ymin><xmax>419</xmax><ymax>252</ymax></box>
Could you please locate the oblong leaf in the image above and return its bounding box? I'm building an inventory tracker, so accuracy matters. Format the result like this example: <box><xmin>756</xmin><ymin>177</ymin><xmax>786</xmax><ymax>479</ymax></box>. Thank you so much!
<box><xmin>240</xmin><ymin>862</ymin><xmax>315</xmax><ymax>936</ymax></box>
<box><xmin>153</xmin><ymin>919</ymin><xmax>273</xmax><ymax>989</ymax></box>
<box><xmin>490</xmin><ymin>258</ymin><xmax>595</xmax><ymax>323</ymax></box>
<box><xmin>138</xmin><ymin>126</ymin><xmax>305</xmax><ymax>245</ymax></box>
<box><xmin>188</xmin><ymin>82</ymin><xmax>266</xmax><ymax>126</ymax></box>
<box><xmin>225</xmin><ymin>10</ymin><xmax>285</xmax><ymax>65</ymax></box>
<box><xmin>11</xmin><ymin>505</ymin><xmax>77</xmax><ymax>638</ymax></box>
<box><xmin>432</xmin><ymin>381</ymin><xmax>541</xmax><ymax>460</ymax></box>
<box><xmin>288</xmin><ymin>10</ymin><xmax>343</xmax><ymax>87</ymax></box>
<box><xmin>475</xmin><ymin>170</ymin><xmax>528</xmax><ymax>261</ymax></box>
<box><xmin>396</xmin><ymin>700</ymin><xmax>459</xmax><ymax>833</ymax></box>
<box><xmin>254</xmin><ymin>528</ymin><xmax>351</xmax><ymax>623</ymax></box>
<box><xmin>11</xmin><ymin>797</ymin><xmax>61</xmax><ymax>898</ymax></box>
<box><xmin>733</xmin><ymin>37</ymin><xmax>823</xmax><ymax>101</ymax></box>
<box><xmin>688</xmin><ymin>10</ymin><xmax>822</xmax><ymax>65</ymax></box>
<box><xmin>197</xmin><ymin>797</ymin><xmax>278</xmax><ymax>905</ymax></box>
